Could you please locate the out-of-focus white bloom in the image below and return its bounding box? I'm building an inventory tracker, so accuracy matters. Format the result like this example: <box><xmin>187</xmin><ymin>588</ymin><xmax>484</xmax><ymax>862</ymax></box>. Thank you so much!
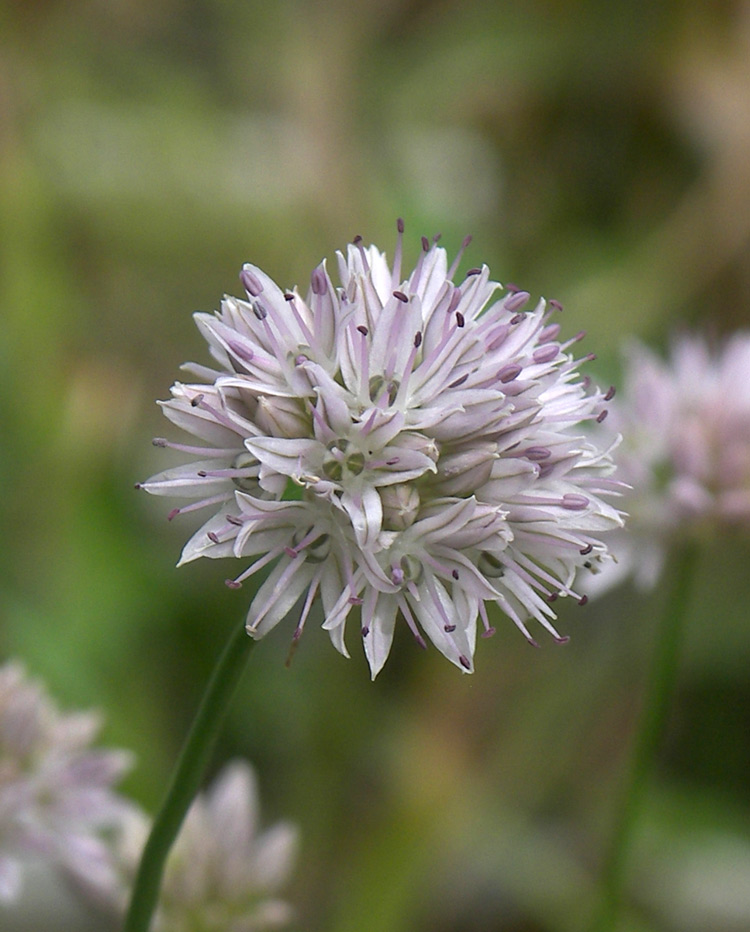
<box><xmin>140</xmin><ymin>224</ymin><xmax>623</xmax><ymax>676</ymax></box>
<box><xmin>0</xmin><ymin>662</ymin><xmax>133</xmax><ymax>903</ymax></box>
<box><xmin>596</xmin><ymin>333</ymin><xmax>750</xmax><ymax>588</ymax></box>
<box><xmin>108</xmin><ymin>761</ymin><xmax>296</xmax><ymax>932</ymax></box>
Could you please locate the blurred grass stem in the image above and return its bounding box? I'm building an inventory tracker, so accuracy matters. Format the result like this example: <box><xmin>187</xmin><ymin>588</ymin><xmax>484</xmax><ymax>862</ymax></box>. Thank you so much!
<box><xmin>123</xmin><ymin>622</ymin><xmax>256</xmax><ymax>932</ymax></box>
<box><xmin>591</xmin><ymin>544</ymin><xmax>699</xmax><ymax>931</ymax></box>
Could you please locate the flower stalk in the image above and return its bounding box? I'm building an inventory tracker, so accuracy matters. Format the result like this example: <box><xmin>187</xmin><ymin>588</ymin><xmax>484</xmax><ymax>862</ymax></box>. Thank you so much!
<box><xmin>123</xmin><ymin>622</ymin><xmax>256</xmax><ymax>932</ymax></box>
<box><xmin>590</xmin><ymin>543</ymin><xmax>699</xmax><ymax>931</ymax></box>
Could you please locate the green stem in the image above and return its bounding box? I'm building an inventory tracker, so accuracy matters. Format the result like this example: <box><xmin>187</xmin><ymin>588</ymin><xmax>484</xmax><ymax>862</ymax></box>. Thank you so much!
<box><xmin>123</xmin><ymin>622</ymin><xmax>256</xmax><ymax>932</ymax></box>
<box><xmin>591</xmin><ymin>544</ymin><xmax>699</xmax><ymax>932</ymax></box>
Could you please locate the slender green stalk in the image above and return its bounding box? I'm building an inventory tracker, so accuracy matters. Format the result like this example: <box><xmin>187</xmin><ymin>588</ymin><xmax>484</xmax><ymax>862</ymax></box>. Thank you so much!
<box><xmin>590</xmin><ymin>544</ymin><xmax>699</xmax><ymax>932</ymax></box>
<box><xmin>124</xmin><ymin>622</ymin><xmax>256</xmax><ymax>932</ymax></box>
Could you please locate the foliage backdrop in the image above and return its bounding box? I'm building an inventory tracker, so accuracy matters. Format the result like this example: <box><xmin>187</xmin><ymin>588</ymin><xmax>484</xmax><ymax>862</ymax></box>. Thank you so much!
<box><xmin>2</xmin><ymin>1</ymin><xmax>750</xmax><ymax>930</ymax></box>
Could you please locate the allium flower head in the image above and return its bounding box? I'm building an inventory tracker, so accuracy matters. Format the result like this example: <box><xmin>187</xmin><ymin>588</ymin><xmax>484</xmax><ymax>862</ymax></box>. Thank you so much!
<box><xmin>600</xmin><ymin>332</ymin><xmax>750</xmax><ymax>587</ymax></box>
<box><xmin>140</xmin><ymin>224</ymin><xmax>623</xmax><ymax>676</ymax></box>
<box><xmin>0</xmin><ymin>662</ymin><xmax>133</xmax><ymax>902</ymax></box>
<box><xmin>112</xmin><ymin>761</ymin><xmax>297</xmax><ymax>932</ymax></box>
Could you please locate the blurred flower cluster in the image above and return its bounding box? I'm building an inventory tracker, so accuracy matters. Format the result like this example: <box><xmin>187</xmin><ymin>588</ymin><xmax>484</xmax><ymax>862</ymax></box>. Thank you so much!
<box><xmin>0</xmin><ymin>662</ymin><xmax>296</xmax><ymax>930</ymax></box>
<box><xmin>0</xmin><ymin>661</ymin><xmax>132</xmax><ymax>904</ymax></box>
<box><xmin>599</xmin><ymin>332</ymin><xmax>750</xmax><ymax>588</ymax></box>
<box><xmin>141</xmin><ymin>228</ymin><xmax>624</xmax><ymax>677</ymax></box>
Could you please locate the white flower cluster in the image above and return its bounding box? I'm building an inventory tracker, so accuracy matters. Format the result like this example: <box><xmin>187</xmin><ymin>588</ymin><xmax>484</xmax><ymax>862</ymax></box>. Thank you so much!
<box><xmin>598</xmin><ymin>333</ymin><xmax>750</xmax><ymax>588</ymax></box>
<box><xmin>113</xmin><ymin>762</ymin><xmax>297</xmax><ymax>932</ymax></box>
<box><xmin>141</xmin><ymin>225</ymin><xmax>623</xmax><ymax>676</ymax></box>
<box><xmin>0</xmin><ymin>661</ymin><xmax>132</xmax><ymax>903</ymax></box>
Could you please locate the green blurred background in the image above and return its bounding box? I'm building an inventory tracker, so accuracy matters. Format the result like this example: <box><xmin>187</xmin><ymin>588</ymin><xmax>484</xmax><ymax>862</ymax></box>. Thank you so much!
<box><xmin>2</xmin><ymin>1</ymin><xmax>750</xmax><ymax>930</ymax></box>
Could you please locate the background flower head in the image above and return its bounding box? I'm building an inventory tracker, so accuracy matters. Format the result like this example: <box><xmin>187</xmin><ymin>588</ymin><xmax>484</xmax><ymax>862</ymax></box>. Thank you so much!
<box><xmin>140</xmin><ymin>226</ymin><xmax>623</xmax><ymax>676</ymax></box>
<box><xmin>0</xmin><ymin>662</ymin><xmax>133</xmax><ymax>904</ymax></box>
<box><xmin>596</xmin><ymin>332</ymin><xmax>750</xmax><ymax>588</ymax></box>
<box><xmin>103</xmin><ymin>761</ymin><xmax>297</xmax><ymax>932</ymax></box>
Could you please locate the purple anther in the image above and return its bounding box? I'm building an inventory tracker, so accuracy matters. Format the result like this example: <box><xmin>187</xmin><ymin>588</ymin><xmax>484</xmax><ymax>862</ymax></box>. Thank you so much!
<box><xmin>421</xmin><ymin>235</ymin><xmax>430</xmax><ymax>251</ymax></box>
<box><xmin>391</xmin><ymin>566</ymin><xmax>404</xmax><ymax>586</ymax></box>
<box><xmin>461</xmin><ymin>234</ymin><xmax>473</xmax><ymax>249</ymax></box>
<box><xmin>554</xmin><ymin>635</ymin><xmax>571</xmax><ymax>645</ymax></box>
<box><xmin>349</xmin><ymin>596</ymin><xmax>363</xmax><ymax>606</ymax></box>
<box><xmin>466</xmin><ymin>267</ymin><xmax>482</xmax><ymax>276</ymax></box>
<box><xmin>561</xmin><ymin>493</ymin><xmax>589</xmax><ymax>511</ymax></box>
<box><xmin>167</xmin><ymin>508</ymin><xmax>180</xmax><ymax>522</ymax></box>
<box><xmin>226</xmin><ymin>514</ymin><xmax>243</xmax><ymax>526</ymax></box>
<box><xmin>433</xmin><ymin>232</ymin><xmax>442</xmax><ymax>243</ymax></box>
<box><xmin>596</xmin><ymin>409</ymin><xmax>609</xmax><ymax>423</ymax></box>
<box><xmin>190</xmin><ymin>393</ymin><xmax>205</xmax><ymax>407</ymax></box>
<box><xmin>504</xmin><ymin>282</ymin><xmax>520</xmax><ymax>293</ymax></box>
<box><xmin>448</xmin><ymin>372</ymin><xmax>469</xmax><ymax>389</ymax></box>
<box><xmin>295</xmin><ymin>354</ymin><xmax>309</xmax><ymax>366</ymax></box>
<box><xmin>510</xmin><ymin>314</ymin><xmax>524</xmax><ymax>325</ymax></box>
<box><xmin>579</xmin><ymin>543</ymin><xmax>593</xmax><ymax>555</ymax></box>
<box><xmin>578</xmin><ymin>595</ymin><xmax>589</xmax><ymax>606</ymax></box>
<box><xmin>452</xmin><ymin>569</ymin><xmax>460</xmax><ymax>580</ymax></box>
<box><xmin>356</xmin><ymin>325</ymin><xmax>368</xmax><ymax>336</ymax></box>
<box><xmin>455</xmin><ymin>311</ymin><xmax>465</xmax><ymax>328</ymax></box>
<box><xmin>444</xmin><ymin>624</ymin><xmax>456</xmax><ymax>632</ymax></box>
<box><xmin>586</xmin><ymin>352</ymin><xmax>597</xmax><ymax>362</ymax></box>
<box><xmin>310</xmin><ymin>267</ymin><xmax>327</xmax><ymax>295</ymax></box>
<box><xmin>481</xmin><ymin>627</ymin><xmax>497</xmax><ymax>638</ymax></box>
<box><xmin>252</xmin><ymin>301</ymin><xmax>267</xmax><ymax>321</ymax></box>
<box><xmin>284</xmin><ymin>292</ymin><xmax>295</xmax><ymax>301</ymax></box>
<box><xmin>134</xmin><ymin>482</ymin><xmax>143</xmax><ymax>490</ymax></box>
<box><xmin>549</xmin><ymin>299</ymin><xmax>563</xmax><ymax>311</ymax></box>
<box><xmin>533</xmin><ymin>344</ymin><xmax>559</xmax><ymax>364</ymax></box>
<box><xmin>525</xmin><ymin>446</ymin><xmax>552</xmax><ymax>461</ymax></box>
<box><xmin>227</xmin><ymin>340</ymin><xmax>255</xmax><ymax>363</ymax></box>
<box><xmin>361</xmin><ymin>625</ymin><xmax>370</xmax><ymax>637</ymax></box>
<box><xmin>197</xmin><ymin>470</ymin><xmax>208</xmax><ymax>477</ymax></box>
<box><xmin>547</xmin><ymin>592</ymin><xmax>559</xmax><ymax>603</ymax></box>
<box><xmin>582</xmin><ymin>375</ymin><xmax>591</xmax><ymax>389</ymax></box>
<box><xmin>207</xmin><ymin>532</ymin><xmax>220</xmax><ymax>544</ymax></box>
<box><xmin>414</xmin><ymin>331</ymin><xmax>423</xmax><ymax>348</ymax></box>
<box><xmin>393</xmin><ymin>290</ymin><xmax>408</xmax><ymax>303</ymax></box>
<box><xmin>152</xmin><ymin>438</ymin><xmax>168</xmax><ymax>447</ymax></box>
<box><xmin>498</xmin><ymin>364</ymin><xmax>522</xmax><ymax>383</ymax></box>
<box><xmin>353</xmin><ymin>234</ymin><xmax>363</xmax><ymax>245</ymax></box>
<box><xmin>539</xmin><ymin>323</ymin><xmax>561</xmax><ymax>342</ymax></box>
<box><xmin>604</xmin><ymin>385</ymin><xmax>616</xmax><ymax>401</ymax></box>
<box><xmin>505</xmin><ymin>290</ymin><xmax>530</xmax><ymax>312</ymax></box>
<box><xmin>386</xmin><ymin>458</ymin><xmax>400</xmax><ymax>466</ymax></box>
<box><xmin>284</xmin><ymin>546</ymin><xmax>298</xmax><ymax>558</ymax></box>
<box><xmin>459</xmin><ymin>654</ymin><xmax>472</xmax><ymax>670</ymax></box>
<box><xmin>240</xmin><ymin>269</ymin><xmax>264</xmax><ymax>296</ymax></box>
<box><xmin>225</xmin><ymin>579</ymin><xmax>242</xmax><ymax>589</ymax></box>
<box><xmin>397</xmin><ymin>217</ymin><xmax>405</xmax><ymax>233</ymax></box>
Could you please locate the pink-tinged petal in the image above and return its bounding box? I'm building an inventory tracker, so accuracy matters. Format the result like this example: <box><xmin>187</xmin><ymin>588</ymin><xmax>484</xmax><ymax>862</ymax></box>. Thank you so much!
<box><xmin>362</xmin><ymin>591</ymin><xmax>398</xmax><ymax>679</ymax></box>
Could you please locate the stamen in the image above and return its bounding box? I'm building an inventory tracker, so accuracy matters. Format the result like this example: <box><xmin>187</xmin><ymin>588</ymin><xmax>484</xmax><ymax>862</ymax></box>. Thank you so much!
<box><xmin>498</xmin><ymin>364</ymin><xmax>522</xmax><ymax>383</ymax></box>
<box><xmin>505</xmin><ymin>290</ymin><xmax>530</xmax><ymax>312</ymax></box>
<box><xmin>447</xmin><ymin>234</ymin><xmax>472</xmax><ymax>279</ymax></box>
<box><xmin>165</xmin><ymin>494</ymin><xmax>229</xmax><ymax>520</ymax></box>
<box><xmin>533</xmin><ymin>344</ymin><xmax>559</xmax><ymax>364</ymax></box>
<box><xmin>398</xmin><ymin>597</ymin><xmax>427</xmax><ymax>650</ymax></box>
<box><xmin>392</xmin><ymin>218</ymin><xmax>405</xmax><ymax>287</ymax></box>
<box><xmin>240</xmin><ymin>269</ymin><xmax>264</xmax><ymax>296</ymax></box>
<box><xmin>310</xmin><ymin>267</ymin><xmax>327</xmax><ymax>296</ymax></box>
<box><xmin>393</xmin><ymin>291</ymin><xmax>409</xmax><ymax>303</ymax></box>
